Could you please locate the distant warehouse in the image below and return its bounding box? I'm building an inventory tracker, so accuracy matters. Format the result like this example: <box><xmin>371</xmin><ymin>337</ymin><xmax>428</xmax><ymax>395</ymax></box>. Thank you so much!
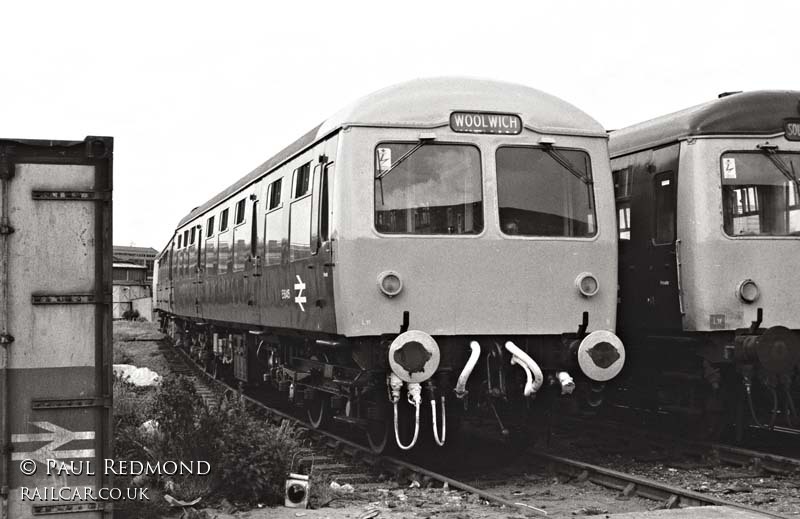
<box><xmin>113</xmin><ymin>245</ymin><xmax>158</xmax><ymax>282</ymax></box>
<box><xmin>113</xmin><ymin>246</ymin><xmax>157</xmax><ymax>319</ymax></box>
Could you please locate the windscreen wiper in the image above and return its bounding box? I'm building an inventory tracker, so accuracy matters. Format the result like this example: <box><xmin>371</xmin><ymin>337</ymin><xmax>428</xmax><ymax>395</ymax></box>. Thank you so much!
<box><xmin>541</xmin><ymin>145</ymin><xmax>593</xmax><ymax>185</ymax></box>
<box><xmin>375</xmin><ymin>140</ymin><xmax>429</xmax><ymax>181</ymax></box>
<box><xmin>757</xmin><ymin>144</ymin><xmax>800</xmax><ymax>198</ymax></box>
<box><xmin>375</xmin><ymin>138</ymin><xmax>432</xmax><ymax>205</ymax></box>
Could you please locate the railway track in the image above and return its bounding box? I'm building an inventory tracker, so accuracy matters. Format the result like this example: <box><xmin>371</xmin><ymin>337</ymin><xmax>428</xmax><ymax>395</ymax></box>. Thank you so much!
<box><xmin>558</xmin><ymin>415</ymin><xmax>800</xmax><ymax>476</ymax></box>
<box><xmin>156</xmin><ymin>336</ymin><xmax>791</xmax><ymax>518</ymax></box>
<box><xmin>529</xmin><ymin>451</ymin><xmax>790</xmax><ymax>517</ymax></box>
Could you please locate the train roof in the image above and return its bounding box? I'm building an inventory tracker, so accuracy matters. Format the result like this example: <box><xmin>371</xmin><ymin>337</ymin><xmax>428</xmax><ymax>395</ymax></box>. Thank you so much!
<box><xmin>609</xmin><ymin>90</ymin><xmax>800</xmax><ymax>157</ymax></box>
<box><xmin>177</xmin><ymin>77</ymin><xmax>605</xmax><ymax>228</ymax></box>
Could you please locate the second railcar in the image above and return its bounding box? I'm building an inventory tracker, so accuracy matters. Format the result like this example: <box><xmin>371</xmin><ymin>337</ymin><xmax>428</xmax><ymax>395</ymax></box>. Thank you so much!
<box><xmin>155</xmin><ymin>78</ymin><xmax>625</xmax><ymax>452</ymax></box>
<box><xmin>609</xmin><ymin>91</ymin><xmax>800</xmax><ymax>436</ymax></box>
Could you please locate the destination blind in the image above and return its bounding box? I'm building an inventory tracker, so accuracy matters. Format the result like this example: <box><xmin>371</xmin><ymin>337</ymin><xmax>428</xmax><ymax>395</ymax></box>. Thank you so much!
<box><xmin>450</xmin><ymin>112</ymin><xmax>522</xmax><ymax>135</ymax></box>
<box><xmin>784</xmin><ymin>119</ymin><xmax>800</xmax><ymax>141</ymax></box>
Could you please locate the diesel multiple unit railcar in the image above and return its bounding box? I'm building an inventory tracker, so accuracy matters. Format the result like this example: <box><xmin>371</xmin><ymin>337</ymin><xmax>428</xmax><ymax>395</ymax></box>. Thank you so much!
<box><xmin>0</xmin><ymin>137</ymin><xmax>113</xmax><ymax>518</ymax></box>
<box><xmin>609</xmin><ymin>91</ymin><xmax>800</xmax><ymax>436</ymax></box>
<box><xmin>154</xmin><ymin>78</ymin><xmax>625</xmax><ymax>452</ymax></box>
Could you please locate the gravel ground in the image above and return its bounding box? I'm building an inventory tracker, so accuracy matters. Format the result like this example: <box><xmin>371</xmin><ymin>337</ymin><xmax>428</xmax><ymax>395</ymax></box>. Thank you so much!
<box><xmin>178</xmin><ymin>478</ymin><xmax>657</xmax><ymax>519</ymax></box>
<box><xmin>542</xmin><ymin>426</ymin><xmax>800</xmax><ymax>517</ymax></box>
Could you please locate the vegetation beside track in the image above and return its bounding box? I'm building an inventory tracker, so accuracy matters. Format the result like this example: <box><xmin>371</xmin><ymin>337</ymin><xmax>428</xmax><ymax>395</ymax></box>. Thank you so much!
<box><xmin>112</xmin><ymin>321</ymin><xmax>303</xmax><ymax>517</ymax></box>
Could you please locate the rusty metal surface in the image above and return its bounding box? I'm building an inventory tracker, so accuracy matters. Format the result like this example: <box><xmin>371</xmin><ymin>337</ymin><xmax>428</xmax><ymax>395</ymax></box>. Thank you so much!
<box><xmin>0</xmin><ymin>137</ymin><xmax>113</xmax><ymax>519</ymax></box>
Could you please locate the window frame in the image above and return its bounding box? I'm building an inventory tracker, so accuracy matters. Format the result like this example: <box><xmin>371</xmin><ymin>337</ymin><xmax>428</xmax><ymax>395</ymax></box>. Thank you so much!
<box><xmin>234</xmin><ymin>198</ymin><xmax>247</xmax><ymax>227</ymax></box>
<box><xmin>719</xmin><ymin>150</ymin><xmax>800</xmax><ymax>240</ymax></box>
<box><xmin>293</xmin><ymin>163</ymin><xmax>312</xmax><ymax>199</ymax></box>
<box><xmin>219</xmin><ymin>208</ymin><xmax>230</xmax><ymax>232</ymax></box>
<box><xmin>267</xmin><ymin>177</ymin><xmax>283</xmax><ymax>212</ymax></box>
<box><xmin>494</xmin><ymin>144</ymin><xmax>598</xmax><ymax>240</ymax></box>
<box><xmin>206</xmin><ymin>216</ymin><xmax>215</xmax><ymax>238</ymax></box>
<box><xmin>372</xmin><ymin>140</ymin><xmax>485</xmax><ymax>237</ymax></box>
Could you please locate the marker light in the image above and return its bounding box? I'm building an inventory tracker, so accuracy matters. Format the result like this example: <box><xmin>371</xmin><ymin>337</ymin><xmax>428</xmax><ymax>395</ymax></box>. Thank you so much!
<box><xmin>575</xmin><ymin>272</ymin><xmax>600</xmax><ymax>297</ymax></box>
<box><xmin>378</xmin><ymin>271</ymin><xmax>403</xmax><ymax>298</ymax></box>
<box><xmin>738</xmin><ymin>279</ymin><xmax>760</xmax><ymax>303</ymax></box>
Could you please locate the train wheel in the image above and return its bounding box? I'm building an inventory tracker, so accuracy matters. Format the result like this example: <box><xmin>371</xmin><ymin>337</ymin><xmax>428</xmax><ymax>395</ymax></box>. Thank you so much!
<box><xmin>366</xmin><ymin>417</ymin><xmax>391</xmax><ymax>454</ymax></box>
<box><xmin>365</xmin><ymin>398</ymin><xmax>393</xmax><ymax>454</ymax></box>
<box><xmin>307</xmin><ymin>393</ymin><xmax>331</xmax><ymax>429</ymax></box>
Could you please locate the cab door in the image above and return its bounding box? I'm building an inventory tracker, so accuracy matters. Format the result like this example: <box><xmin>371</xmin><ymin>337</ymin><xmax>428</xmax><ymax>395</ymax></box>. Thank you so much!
<box><xmin>309</xmin><ymin>138</ymin><xmax>337</xmax><ymax>333</ymax></box>
<box><xmin>646</xmin><ymin>145</ymin><xmax>681</xmax><ymax>331</ymax></box>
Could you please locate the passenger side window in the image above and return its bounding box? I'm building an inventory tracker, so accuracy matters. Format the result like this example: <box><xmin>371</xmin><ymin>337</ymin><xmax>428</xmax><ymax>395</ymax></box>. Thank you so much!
<box><xmin>294</xmin><ymin>163</ymin><xmax>311</xmax><ymax>198</ymax></box>
<box><xmin>268</xmin><ymin>178</ymin><xmax>282</xmax><ymax>209</ymax></box>
<box><xmin>219</xmin><ymin>208</ymin><xmax>229</xmax><ymax>232</ymax></box>
<box><xmin>654</xmin><ymin>172</ymin><xmax>676</xmax><ymax>244</ymax></box>
<box><xmin>234</xmin><ymin>198</ymin><xmax>246</xmax><ymax>225</ymax></box>
<box><xmin>206</xmin><ymin>216</ymin><xmax>215</xmax><ymax>237</ymax></box>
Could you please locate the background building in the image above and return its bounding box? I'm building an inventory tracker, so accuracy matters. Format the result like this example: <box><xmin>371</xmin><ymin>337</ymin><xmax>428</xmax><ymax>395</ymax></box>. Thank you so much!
<box><xmin>112</xmin><ymin>246</ymin><xmax>157</xmax><ymax>319</ymax></box>
<box><xmin>112</xmin><ymin>246</ymin><xmax>158</xmax><ymax>283</ymax></box>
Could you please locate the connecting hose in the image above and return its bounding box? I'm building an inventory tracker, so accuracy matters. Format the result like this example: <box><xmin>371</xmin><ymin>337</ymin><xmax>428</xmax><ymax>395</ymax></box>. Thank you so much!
<box><xmin>389</xmin><ymin>374</ymin><xmax>421</xmax><ymax>450</ymax></box>
<box><xmin>454</xmin><ymin>341</ymin><xmax>481</xmax><ymax>398</ymax></box>
<box><xmin>504</xmin><ymin>341</ymin><xmax>544</xmax><ymax>398</ymax></box>
<box><xmin>744</xmin><ymin>381</ymin><xmax>763</xmax><ymax>428</ymax></box>
<box><xmin>431</xmin><ymin>396</ymin><xmax>446</xmax><ymax>446</ymax></box>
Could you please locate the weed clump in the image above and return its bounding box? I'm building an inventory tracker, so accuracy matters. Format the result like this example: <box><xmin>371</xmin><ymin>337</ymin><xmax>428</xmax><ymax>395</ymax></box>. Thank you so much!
<box><xmin>114</xmin><ymin>373</ymin><xmax>301</xmax><ymax>512</ymax></box>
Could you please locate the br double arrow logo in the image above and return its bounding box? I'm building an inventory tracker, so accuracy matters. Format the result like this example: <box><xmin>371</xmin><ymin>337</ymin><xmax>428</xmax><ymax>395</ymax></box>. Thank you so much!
<box><xmin>294</xmin><ymin>275</ymin><xmax>306</xmax><ymax>312</ymax></box>
<box><xmin>11</xmin><ymin>421</ymin><xmax>95</xmax><ymax>465</ymax></box>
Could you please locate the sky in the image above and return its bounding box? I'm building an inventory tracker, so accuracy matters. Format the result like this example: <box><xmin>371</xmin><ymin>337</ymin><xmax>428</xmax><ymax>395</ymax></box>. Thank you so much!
<box><xmin>1</xmin><ymin>0</ymin><xmax>798</xmax><ymax>250</ymax></box>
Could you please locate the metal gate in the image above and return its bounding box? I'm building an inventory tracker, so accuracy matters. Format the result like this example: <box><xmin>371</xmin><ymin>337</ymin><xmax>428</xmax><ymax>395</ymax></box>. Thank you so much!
<box><xmin>0</xmin><ymin>137</ymin><xmax>113</xmax><ymax>519</ymax></box>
